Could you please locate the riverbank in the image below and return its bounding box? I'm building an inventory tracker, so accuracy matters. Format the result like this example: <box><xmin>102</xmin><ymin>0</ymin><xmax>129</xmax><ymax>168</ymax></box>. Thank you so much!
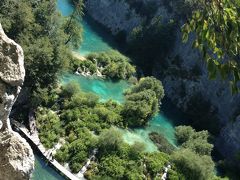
<box><xmin>72</xmin><ymin>51</ymin><xmax>86</xmax><ymax>61</ymax></box>
<box><xmin>12</xmin><ymin>121</ymin><xmax>84</xmax><ymax>180</ymax></box>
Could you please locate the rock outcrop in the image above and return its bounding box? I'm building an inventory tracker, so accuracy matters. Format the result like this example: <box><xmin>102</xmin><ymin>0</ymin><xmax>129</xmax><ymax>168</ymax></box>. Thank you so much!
<box><xmin>84</xmin><ymin>0</ymin><xmax>240</xmax><ymax>164</ymax></box>
<box><xmin>0</xmin><ymin>24</ymin><xmax>34</xmax><ymax>180</ymax></box>
<box><xmin>85</xmin><ymin>0</ymin><xmax>142</xmax><ymax>35</ymax></box>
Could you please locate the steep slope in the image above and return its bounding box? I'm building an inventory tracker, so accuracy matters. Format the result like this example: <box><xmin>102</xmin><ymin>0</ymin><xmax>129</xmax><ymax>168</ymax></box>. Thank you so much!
<box><xmin>0</xmin><ymin>24</ymin><xmax>34</xmax><ymax>180</ymax></box>
<box><xmin>84</xmin><ymin>0</ymin><xmax>240</xmax><ymax>166</ymax></box>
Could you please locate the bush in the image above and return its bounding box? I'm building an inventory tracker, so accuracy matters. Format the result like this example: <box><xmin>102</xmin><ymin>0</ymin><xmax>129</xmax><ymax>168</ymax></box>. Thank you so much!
<box><xmin>86</xmin><ymin>50</ymin><xmax>136</xmax><ymax>80</ymax></box>
<box><xmin>171</xmin><ymin>149</ymin><xmax>215</xmax><ymax>180</ymax></box>
<box><xmin>122</xmin><ymin>77</ymin><xmax>164</xmax><ymax>127</ymax></box>
<box><xmin>36</xmin><ymin>107</ymin><xmax>63</xmax><ymax>148</ymax></box>
<box><xmin>128</xmin><ymin>19</ymin><xmax>176</xmax><ymax>74</ymax></box>
<box><xmin>61</xmin><ymin>82</ymin><xmax>81</xmax><ymax>98</ymax></box>
<box><xmin>144</xmin><ymin>152</ymin><xmax>169</xmax><ymax>177</ymax></box>
<box><xmin>175</xmin><ymin>126</ymin><xmax>213</xmax><ymax>156</ymax></box>
<box><xmin>97</xmin><ymin>128</ymin><xmax>124</xmax><ymax>156</ymax></box>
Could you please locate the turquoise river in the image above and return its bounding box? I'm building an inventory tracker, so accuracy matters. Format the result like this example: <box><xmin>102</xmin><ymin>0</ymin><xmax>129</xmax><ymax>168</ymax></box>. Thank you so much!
<box><xmin>32</xmin><ymin>0</ymin><xmax>184</xmax><ymax>179</ymax></box>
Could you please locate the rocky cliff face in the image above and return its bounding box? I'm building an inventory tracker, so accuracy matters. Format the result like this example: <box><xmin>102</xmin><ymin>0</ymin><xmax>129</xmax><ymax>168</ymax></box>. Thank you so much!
<box><xmin>85</xmin><ymin>0</ymin><xmax>240</xmax><ymax>164</ymax></box>
<box><xmin>85</xmin><ymin>0</ymin><xmax>142</xmax><ymax>35</ymax></box>
<box><xmin>0</xmin><ymin>24</ymin><xmax>34</xmax><ymax>180</ymax></box>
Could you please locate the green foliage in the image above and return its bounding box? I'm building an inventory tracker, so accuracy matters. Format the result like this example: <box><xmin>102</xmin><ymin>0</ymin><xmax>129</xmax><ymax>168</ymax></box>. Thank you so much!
<box><xmin>31</xmin><ymin>87</ymin><xmax>59</xmax><ymax>108</ymax></box>
<box><xmin>128</xmin><ymin>18</ymin><xmax>176</xmax><ymax>74</ymax></box>
<box><xmin>122</xmin><ymin>77</ymin><xmax>164</xmax><ymax>127</ymax></box>
<box><xmin>171</xmin><ymin>149</ymin><xmax>215</xmax><ymax>180</ymax></box>
<box><xmin>182</xmin><ymin>0</ymin><xmax>240</xmax><ymax>93</ymax></box>
<box><xmin>128</xmin><ymin>142</ymin><xmax>145</xmax><ymax>160</ymax></box>
<box><xmin>36</xmin><ymin>107</ymin><xmax>63</xmax><ymax>148</ymax></box>
<box><xmin>98</xmin><ymin>155</ymin><xmax>126</xmax><ymax>178</ymax></box>
<box><xmin>61</xmin><ymin>82</ymin><xmax>81</xmax><ymax>98</ymax></box>
<box><xmin>64</xmin><ymin>17</ymin><xmax>82</xmax><ymax>48</ymax></box>
<box><xmin>64</xmin><ymin>0</ymin><xmax>84</xmax><ymax>48</ymax></box>
<box><xmin>97</xmin><ymin>128</ymin><xmax>124</xmax><ymax>156</ymax></box>
<box><xmin>175</xmin><ymin>126</ymin><xmax>213</xmax><ymax>156</ymax></box>
<box><xmin>0</xmin><ymin>0</ymin><xmax>82</xmax><ymax>94</ymax></box>
<box><xmin>175</xmin><ymin>126</ymin><xmax>195</xmax><ymax>144</ymax></box>
<box><xmin>85</xmin><ymin>50</ymin><xmax>136</xmax><ymax>80</ymax></box>
<box><xmin>55</xmin><ymin>128</ymin><xmax>97</xmax><ymax>173</ymax></box>
<box><xmin>144</xmin><ymin>152</ymin><xmax>170</xmax><ymax>177</ymax></box>
<box><xmin>149</xmin><ymin>132</ymin><xmax>176</xmax><ymax>154</ymax></box>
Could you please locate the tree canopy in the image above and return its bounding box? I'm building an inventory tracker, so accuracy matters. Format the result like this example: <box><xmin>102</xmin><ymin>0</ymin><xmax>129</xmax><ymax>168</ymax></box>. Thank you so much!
<box><xmin>182</xmin><ymin>0</ymin><xmax>240</xmax><ymax>93</ymax></box>
<box><xmin>122</xmin><ymin>77</ymin><xmax>165</xmax><ymax>127</ymax></box>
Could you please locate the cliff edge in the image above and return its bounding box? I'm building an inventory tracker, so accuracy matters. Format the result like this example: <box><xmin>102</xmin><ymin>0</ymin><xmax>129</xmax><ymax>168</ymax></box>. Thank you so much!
<box><xmin>0</xmin><ymin>24</ymin><xmax>34</xmax><ymax>180</ymax></box>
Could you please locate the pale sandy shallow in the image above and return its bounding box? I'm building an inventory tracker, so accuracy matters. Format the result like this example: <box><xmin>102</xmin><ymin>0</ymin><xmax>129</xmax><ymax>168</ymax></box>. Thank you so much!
<box><xmin>72</xmin><ymin>51</ymin><xmax>86</xmax><ymax>61</ymax></box>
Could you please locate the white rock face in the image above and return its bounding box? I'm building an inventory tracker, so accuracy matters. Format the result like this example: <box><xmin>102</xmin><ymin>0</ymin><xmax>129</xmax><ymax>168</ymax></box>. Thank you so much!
<box><xmin>0</xmin><ymin>24</ymin><xmax>34</xmax><ymax>180</ymax></box>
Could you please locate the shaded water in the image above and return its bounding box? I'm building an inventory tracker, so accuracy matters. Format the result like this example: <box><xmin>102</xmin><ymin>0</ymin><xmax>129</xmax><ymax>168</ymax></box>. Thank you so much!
<box><xmin>57</xmin><ymin>0</ymin><xmax>117</xmax><ymax>55</ymax></box>
<box><xmin>32</xmin><ymin>155</ymin><xmax>65</xmax><ymax>180</ymax></box>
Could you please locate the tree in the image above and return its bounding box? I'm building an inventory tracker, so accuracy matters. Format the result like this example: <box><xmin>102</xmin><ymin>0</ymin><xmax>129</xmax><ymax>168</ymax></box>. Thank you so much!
<box><xmin>128</xmin><ymin>77</ymin><xmax>165</xmax><ymax>100</ymax></box>
<box><xmin>61</xmin><ymin>82</ymin><xmax>81</xmax><ymax>98</ymax></box>
<box><xmin>97</xmin><ymin>128</ymin><xmax>124</xmax><ymax>156</ymax></box>
<box><xmin>122</xmin><ymin>77</ymin><xmax>165</xmax><ymax>127</ymax></box>
<box><xmin>144</xmin><ymin>152</ymin><xmax>170</xmax><ymax>177</ymax></box>
<box><xmin>122</xmin><ymin>89</ymin><xmax>158</xmax><ymax>126</ymax></box>
<box><xmin>175</xmin><ymin>125</ymin><xmax>195</xmax><ymax>144</ymax></box>
<box><xmin>36</xmin><ymin>107</ymin><xmax>63</xmax><ymax>148</ymax></box>
<box><xmin>0</xmin><ymin>0</ymin><xmax>81</xmax><ymax>94</ymax></box>
<box><xmin>175</xmin><ymin>126</ymin><xmax>213</xmax><ymax>156</ymax></box>
<box><xmin>86</xmin><ymin>50</ymin><xmax>136</xmax><ymax>80</ymax></box>
<box><xmin>98</xmin><ymin>155</ymin><xmax>126</xmax><ymax>178</ymax></box>
<box><xmin>128</xmin><ymin>142</ymin><xmax>145</xmax><ymax>160</ymax></box>
<box><xmin>171</xmin><ymin>149</ymin><xmax>215</xmax><ymax>180</ymax></box>
<box><xmin>128</xmin><ymin>18</ymin><xmax>176</xmax><ymax>74</ymax></box>
<box><xmin>64</xmin><ymin>0</ymin><xmax>84</xmax><ymax>48</ymax></box>
<box><xmin>182</xmin><ymin>0</ymin><xmax>240</xmax><ymax>93</ymax></box>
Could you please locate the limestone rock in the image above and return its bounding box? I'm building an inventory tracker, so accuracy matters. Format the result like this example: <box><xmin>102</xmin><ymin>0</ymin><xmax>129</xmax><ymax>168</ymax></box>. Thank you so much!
<box><xmin>0</xmin><ymin>24</ymin><xmax>34</xmax><ymax>180</ymax></box>
<box><xmin>0</xmin><ymin>131</ymin><xmax>34</xmax><ymax>180</ymax></box>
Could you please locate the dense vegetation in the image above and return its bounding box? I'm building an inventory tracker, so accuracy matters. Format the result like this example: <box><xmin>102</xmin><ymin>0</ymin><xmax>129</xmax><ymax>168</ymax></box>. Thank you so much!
<box><xmin>85</xmin><ymin>128</ymin><xmax>183</xmax><ymax>179</ymax></box>
<box><xmin>1</xmin><ymin>0</ymin><xmax>236</xmax><ymax>179</ymax></box>
<box><xmin>122</xmin><ymin>77</ymin><xmax>165</xmax><ymax>127</ymax></box>
<box><xmin>173</xmin><ymin>126</ymin><xmax>216</xmax><ymax>180</ymax></box>
<box><xmin>35</xmin><ymin>77</ymin><xmax>165</xmax><ymax>173</ymax></box>
<box><xmin>0</xmin><ymin>0</ymin><xmax>82</xmax><ymax>91</ymax></box>
<box><xmin>35</xmin><ymin>79</ymin><xmax>224</xmax><ymax>179</ymax></box>
<box><xmin>128</xmin><ymin>18</ymin><xmax>176</xmax><ymax>74</ymax></box>
<box><xmin>72</xmin><ymin>50</ymin><xmax>136</xmax><ymax>80</ymax></box>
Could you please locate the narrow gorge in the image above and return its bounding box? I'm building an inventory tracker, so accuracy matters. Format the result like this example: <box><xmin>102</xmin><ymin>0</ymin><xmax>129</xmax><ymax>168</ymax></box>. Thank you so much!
<box><xmin>84</xmin><ymin>0</ymin><xmax>240</xmax><ymax>167</ymax></box>
<box><xmin>0</xmin><ymin>0</ymin><xmax>239</xmax><ymax>179</ymax></box>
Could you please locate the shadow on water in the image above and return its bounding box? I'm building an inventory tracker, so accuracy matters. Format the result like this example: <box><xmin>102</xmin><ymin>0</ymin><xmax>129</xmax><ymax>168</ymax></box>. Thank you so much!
<box><xmin>80</xmin><ymin>14</ymin><xmax>119</xmax><ymax>53</ymax></box>
<box><xmin>31</xmin><ymin>154</ymin><xmax>65</xmax><ymax>180</ymax></box>
<box><xmin>161</xmin><ymin>97</ymin><xmax>189</xmax><ymax>127</ymax></box>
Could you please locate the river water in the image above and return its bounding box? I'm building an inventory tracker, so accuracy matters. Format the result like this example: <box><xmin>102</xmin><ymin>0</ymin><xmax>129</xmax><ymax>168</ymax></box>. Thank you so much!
<box><xmin>32</xmin><ymin>0</ymin><xmax>182</xmax><ymax>178</ymax></box>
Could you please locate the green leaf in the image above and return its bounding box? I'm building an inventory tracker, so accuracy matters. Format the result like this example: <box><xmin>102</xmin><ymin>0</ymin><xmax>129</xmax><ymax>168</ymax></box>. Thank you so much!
<box><xmin>182</xmin><ymin>33</ymin><xmax>189</xmax><ymax>43</ymax></box>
